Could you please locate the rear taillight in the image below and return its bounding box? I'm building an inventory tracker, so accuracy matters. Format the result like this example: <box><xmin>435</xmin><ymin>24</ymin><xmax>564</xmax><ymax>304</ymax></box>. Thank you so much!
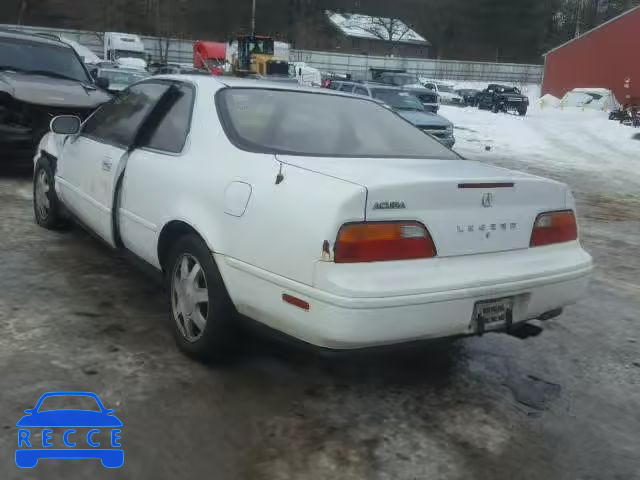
<box><xmin>530</xmin><ymin>210</ymin><xmax>578</xmax><ymax>247</ymax></box>
<box><xmin>334</xmin><ymin>221</ymin><xmax>436</xmax><ymax>263</ymax></box>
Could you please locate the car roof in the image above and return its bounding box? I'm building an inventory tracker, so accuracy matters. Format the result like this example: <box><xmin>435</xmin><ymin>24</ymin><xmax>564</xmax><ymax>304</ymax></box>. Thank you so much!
<box><xmin>0</xmin><ymin>29</ymin><xmax>70</xmax><ymax>48</ymax></box>
<box><xmin>153</xmin><ymin>75</ymin><xmax>396</xmax><ymax>104</ymax></box>
<box><xmin>167</xmin><ymin>75</ymin><xmax>335</xmax><ymax>95</ymax></box>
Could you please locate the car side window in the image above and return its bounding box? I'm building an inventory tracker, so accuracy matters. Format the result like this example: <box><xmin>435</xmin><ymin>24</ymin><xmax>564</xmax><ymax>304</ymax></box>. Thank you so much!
<box><xmin>339</xmin><ymin>83</ymin><xmax>354</xmax><ymax>93</ymax></box>
<box><xmin>354</xmin><ymin>86</ymin><xmax>368</xmax><ymax>96</ymax></box>
<box><xmin>141</xmin><ymin>84</ymin><xmax>195</xmax><ymax>154</ymax></box>
<box><xmin>425</xmin><ymin>83</ymin><xmax>436</xmax><ymax>90</ymax></box>
<box><xmin>82</xmin><ymin>82</ymin><xmax>169</xmax><ymax>147</ymax></box>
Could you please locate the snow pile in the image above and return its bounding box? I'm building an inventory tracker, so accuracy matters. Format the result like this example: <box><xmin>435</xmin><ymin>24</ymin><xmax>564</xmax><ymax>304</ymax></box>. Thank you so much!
<box><xmin>560</xmin><ymin>88</ymin><xmax>620</xmax><ymax>112</ymax></box>
<box><xmin>440</xmin><ymin>104</ymin><xmax>640</xmax><ymax>192</ymax></box>
<box><xmin>538</xmin><ymin>94</ymin><xmax>561</xmax><ymax>109</ymax></box>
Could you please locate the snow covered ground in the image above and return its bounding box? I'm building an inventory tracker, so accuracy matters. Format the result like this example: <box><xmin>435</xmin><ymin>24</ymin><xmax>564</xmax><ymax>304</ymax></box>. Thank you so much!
<box><xmin>441</xmin><ymin>104</ymin><xmax>640</xmax><ymax>193</ymax></box>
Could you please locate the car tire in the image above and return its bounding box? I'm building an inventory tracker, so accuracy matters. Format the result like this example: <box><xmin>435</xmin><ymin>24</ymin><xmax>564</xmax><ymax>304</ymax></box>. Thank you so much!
<box><xmin>166</xmin><ymin>234</ymin><xmax>239</xmax><ymax>363</ymax></box>
<box><xmin>518</xmin><ymin>107</ymin><xmax>527</xmax><ymax>116</ymax></box>
<box><xmin>33</xmin><ymin>157</ymin><xmax>68</xmax><ymax>230</ymax></box>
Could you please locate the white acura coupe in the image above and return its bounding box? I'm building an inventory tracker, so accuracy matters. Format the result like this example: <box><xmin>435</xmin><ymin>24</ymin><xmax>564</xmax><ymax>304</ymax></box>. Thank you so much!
<box><xmin>33</xmin><ymin>76</ymin><xmax>593</xmax><ymax>361</ymax></box>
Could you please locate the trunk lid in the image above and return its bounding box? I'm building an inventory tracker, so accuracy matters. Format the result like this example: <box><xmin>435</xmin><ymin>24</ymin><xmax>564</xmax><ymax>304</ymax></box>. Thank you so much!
<box><xmin>277</xmin><ymin>156</ymin><xmax>568</xmax><ymax>257</ymax></box>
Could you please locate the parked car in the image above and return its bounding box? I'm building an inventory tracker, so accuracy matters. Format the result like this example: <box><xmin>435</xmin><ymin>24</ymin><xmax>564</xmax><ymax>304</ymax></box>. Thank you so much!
<box><xmin>94</xmin><ymin>66</ymin><xmax>150</xmax><ymax>93</ymax></box>
<box><xmin>456</xmin><ymin>88</ymin><xmax>481</xmax><ymax>106</ymax></box>
<box><xmin>333</xmin><ymin>80</ymin><xmax>442</xmax><ymax>117</ymax></box>
<box><xmin>34</xmin><ymin>76</ymin><xmax>592</xmax><ymax>362</ymax></box>
<box><xmin>376</xmin><ymin>72</ymin><xmax>425</xmax><ymax>89</ymax></box>
<box><xmin>330</xmin><ymin>81</ymin><xmax>452</xmax><ymax>146</ymax></box>
<box><xmin>477</xmin><ymin>84</ymin><xmax>529</xmax><ymax>115</ymax></box>
<box><xmin>423</xmin><ymin>81</ymin><xmax>464</xmax><ymax>105</ymax></box>
<box><xmin>400</xmin><ymin>86</ymin><xmax>440</xmax><ymax>113</ymax></box>
<box><xmin>0</xmin><ymin>30</ymin><xmax>110</xmax><ymax>163</ymax></box>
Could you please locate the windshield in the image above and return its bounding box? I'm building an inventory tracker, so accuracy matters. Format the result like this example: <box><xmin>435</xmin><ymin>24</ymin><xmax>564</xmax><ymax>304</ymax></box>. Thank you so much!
<box><xmin>99</xmin><ymin>69</ymin><xmax>149</xmax><ymax>85</ymax></box>
<box><xmin>217</xmin><ymin>88</ymin><xmax>456</xmax><ymax>159</ymax></box>
<box><xmin>371</xmin><ymin>90</ymin><xmax>424</xmax><ymax>111</ymax></box>
<box><xmin>0</xmin><ymin>37</ymin><xmax>90</xmax><ymax>83</ymax></box>
<box><xmin>437</xmin><ymin>84</ymin><xmax>454</xmax><ymax>93</ymax></box>
<box><xmin>114</xmin><ymin>50</ymin><xmax>146</xmax><ymax>61</ymax></box>
<box><xmin>246</xmin><ymin>39</ymin><xmax>274</xmax><ymax>55</ymax></box>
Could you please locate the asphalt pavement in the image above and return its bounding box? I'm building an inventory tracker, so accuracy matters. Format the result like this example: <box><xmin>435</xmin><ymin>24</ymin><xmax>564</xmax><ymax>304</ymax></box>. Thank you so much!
<box><xmin>0</xmin><ymin>153</ymin><xmax>638</xmax><ymax>479</ymax></box>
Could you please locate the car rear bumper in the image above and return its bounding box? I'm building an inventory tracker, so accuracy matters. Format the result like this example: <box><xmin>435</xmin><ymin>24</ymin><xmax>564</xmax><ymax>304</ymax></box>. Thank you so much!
<box><xmin>218</xmin><ymin>242</ymin><xmax>592</xmax><ymax>349</ymax></box>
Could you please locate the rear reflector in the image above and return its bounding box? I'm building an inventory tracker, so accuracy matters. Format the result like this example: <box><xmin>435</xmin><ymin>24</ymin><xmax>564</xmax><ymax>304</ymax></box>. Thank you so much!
<box><xmin>334</xmin><ymin>221</ymin><xmax>436</xmax><ymax>263</ymax></box>
<box><xmin>282</xmin><ymin>293</ymin><xmax>309</xmax><ymax>311</ymax></box>
<box><xmin>530</xmin><ymin>210</ymin><xmax>577</xmax><ymax>247</ymax></box>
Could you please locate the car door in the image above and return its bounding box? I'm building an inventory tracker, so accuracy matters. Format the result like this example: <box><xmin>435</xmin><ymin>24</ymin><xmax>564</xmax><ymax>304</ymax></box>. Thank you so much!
<box><xmin>118</xmin><ymin>82</ymin><xmax>196</xmax><ymax>267</ymax></box>
<box><xmin>56</xmin><ymin>82</ymin><xmax>170</xmax><ymax>245</ymax></box>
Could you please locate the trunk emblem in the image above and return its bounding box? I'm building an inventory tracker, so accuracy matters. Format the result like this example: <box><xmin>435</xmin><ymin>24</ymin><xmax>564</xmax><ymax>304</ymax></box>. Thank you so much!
<box><xmin>481</xmin><ymin>193</ymin><xmax>494</xmax><ymax>208</ymax></box>
<box><xmin>373</xmin><ymin>201</ymin><xmax>406</xmax><ymax>210</ymax></box>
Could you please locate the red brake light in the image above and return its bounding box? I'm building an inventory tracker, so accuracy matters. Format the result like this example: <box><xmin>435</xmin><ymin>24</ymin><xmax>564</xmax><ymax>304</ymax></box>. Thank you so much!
<box><xmin>530</xmin><ymin>210</ymin><xmax>577</xmax><ymax>247</ymax></box>
<box><xmin>334</xmin><ymin>222</ymin><xmax>436</xmax><ymax>263</ymax></box>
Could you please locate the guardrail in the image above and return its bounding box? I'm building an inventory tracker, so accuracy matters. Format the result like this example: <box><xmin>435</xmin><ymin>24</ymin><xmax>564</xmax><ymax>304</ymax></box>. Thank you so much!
<box><xmin>290</xmin><ymin>49</ymin><xmax>543</xmax><ymax>84</ymax></box>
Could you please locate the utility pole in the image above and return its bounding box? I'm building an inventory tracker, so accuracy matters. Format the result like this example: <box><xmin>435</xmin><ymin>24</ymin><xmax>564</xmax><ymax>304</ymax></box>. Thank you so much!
<box><xmin>251</xmin><ymin>0</ymin><xmax>256</xmax><ymax>35</ymax></box>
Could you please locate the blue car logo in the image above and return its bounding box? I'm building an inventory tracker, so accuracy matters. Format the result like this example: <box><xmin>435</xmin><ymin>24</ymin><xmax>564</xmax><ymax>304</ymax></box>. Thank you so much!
<box><xmin>16</xmin><ymin>391</ymin><xmax>123</xmax><ymax>468</ymax></box>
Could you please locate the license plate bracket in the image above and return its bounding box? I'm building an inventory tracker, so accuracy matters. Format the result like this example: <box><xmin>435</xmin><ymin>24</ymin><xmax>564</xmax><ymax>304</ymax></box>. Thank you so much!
<box><xmin>472</xmin><ymin>298</ymin><xmax>513</xmax><ymax>334</ymax></box>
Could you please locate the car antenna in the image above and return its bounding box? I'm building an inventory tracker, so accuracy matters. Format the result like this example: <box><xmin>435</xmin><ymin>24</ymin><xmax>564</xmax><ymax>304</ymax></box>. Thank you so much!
<box><xmin>275</xmin><ymin>162</ymin><xmax>284</xmax><ymax>185</ymax></box>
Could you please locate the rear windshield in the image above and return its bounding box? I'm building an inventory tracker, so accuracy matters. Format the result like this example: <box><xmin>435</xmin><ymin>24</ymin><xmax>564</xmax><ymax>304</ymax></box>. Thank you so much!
<box><xmin>216</xmin><ymin>88</ymin><xmax>457</xmax><ymax>159</ymax></box>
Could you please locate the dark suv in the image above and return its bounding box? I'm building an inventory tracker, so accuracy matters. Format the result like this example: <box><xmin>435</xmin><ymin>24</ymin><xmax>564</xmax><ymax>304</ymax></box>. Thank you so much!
<box><xmin>330</xmin><ymin>81</ymin><xmax>454</xmax><ymax>148</ymax></box>
<box><xmin>0</xmin><ymin>30</ymin><xmax>110</xmax><ymax>163</ymax></box>
<box><xmin>477</xmin><ymin>84</ymin><xmax>529</xmax><ymax>116</ymax></box>
<box><xmin>331</xmin><ymin>80</ymin><xmax>439</xmax><ymax>113</ymax></box>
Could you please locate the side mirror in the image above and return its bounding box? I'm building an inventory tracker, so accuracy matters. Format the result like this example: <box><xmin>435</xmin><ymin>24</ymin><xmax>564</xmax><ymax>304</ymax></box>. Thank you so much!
<box><xmin>96</xmin><ymin>77</ymin><xmax>110</xmax><ymax>90</ymax></box>
<box><xmin>50</xmin><ymin>115</ymin><xmax>81</xmax><ymax>135</ymax></box>
<box><xmin>24</xmin><ymin>409</ymin><xmax>33</xmax><ymax>414</ymax></box>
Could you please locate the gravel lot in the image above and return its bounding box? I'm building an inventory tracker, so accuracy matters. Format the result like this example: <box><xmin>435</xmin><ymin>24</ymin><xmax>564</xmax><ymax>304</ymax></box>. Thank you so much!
<box><xmin>1</xmin><ymin>118</ymin><xmax>639</xmax><ymax>478</ymax></box>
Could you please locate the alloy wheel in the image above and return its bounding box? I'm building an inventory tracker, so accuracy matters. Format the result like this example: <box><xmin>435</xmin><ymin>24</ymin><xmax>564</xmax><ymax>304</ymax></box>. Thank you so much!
<box><xmin>171</xmin><ymin>253</ymin><xmax>209</xmax><ymax>342</ymax></box>
<box><xmin>35</xmin><ymin>169</ymin><xmax>51</xmax><ymax>221</ymax></box>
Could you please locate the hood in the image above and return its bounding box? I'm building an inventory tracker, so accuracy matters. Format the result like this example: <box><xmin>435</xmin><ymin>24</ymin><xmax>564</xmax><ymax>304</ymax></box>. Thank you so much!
<box><xmin>0</xmin><ymin>71</ymin><xmax>110</xmax><ymax>108</ymax></box>
<box><xmin>116</xmin><ymin>57</ymin><xmax>147</xmax><ymax>69</ymax></box>
<box><xmin>396</xmin><ymin>110</ymin><xmax>452</xmax><ymax>128</ymax></box>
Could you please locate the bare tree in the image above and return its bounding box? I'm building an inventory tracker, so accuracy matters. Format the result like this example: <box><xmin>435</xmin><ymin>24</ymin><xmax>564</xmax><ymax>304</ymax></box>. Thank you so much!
<box><xmin>343</xmin><ymin>14</ymin><xmax>413</xmax><ymax>54</ymax></box>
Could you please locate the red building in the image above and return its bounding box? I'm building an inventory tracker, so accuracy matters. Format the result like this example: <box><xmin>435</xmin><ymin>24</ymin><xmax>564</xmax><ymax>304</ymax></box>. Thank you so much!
<box><xmin>542</xmin><ymin>6</ymin><xmax>640</xmax><ymax>106</ymax></box>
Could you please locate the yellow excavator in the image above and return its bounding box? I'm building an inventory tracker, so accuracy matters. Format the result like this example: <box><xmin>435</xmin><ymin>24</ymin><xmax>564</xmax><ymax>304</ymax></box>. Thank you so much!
<box><xmin>233</xmin><ymin>35</ymin><xmax>288</xmax><ymax>76</ymax></box>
